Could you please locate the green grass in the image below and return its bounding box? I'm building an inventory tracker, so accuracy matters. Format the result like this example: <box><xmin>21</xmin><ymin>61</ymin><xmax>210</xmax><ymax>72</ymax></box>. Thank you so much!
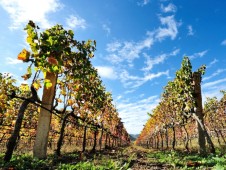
<box><xmin>1</xmin><ymin>146</ymin><xmax>226</xmax><ymax>169</ymax></box>
<box><xmin>0</xmin><ymin>151</ymin><xmax>134</xmax><ymax>170</ymax></box>
<box><xmin>147</xmin><ymin>150</ymin><xmax>226</xmax><ymax>169</ymax></box>
<box><xmin>0</xmin><ymin>153</ymin><xmax>51</xmax><ymax>170</ymax></box>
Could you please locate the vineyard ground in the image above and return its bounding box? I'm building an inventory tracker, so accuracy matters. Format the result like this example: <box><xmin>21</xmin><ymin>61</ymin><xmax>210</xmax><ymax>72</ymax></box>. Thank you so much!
<box><xmin>0</xmin><ymin>144</ymin><xmax>226</xmax><ymax>169</ymax></box>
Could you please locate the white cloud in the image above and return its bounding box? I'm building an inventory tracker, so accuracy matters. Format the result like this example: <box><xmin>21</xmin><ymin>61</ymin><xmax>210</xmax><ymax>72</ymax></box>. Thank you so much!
<box><xmin>125</xmin><ymin>89</ymin><xmax>136</xmax><ymax>94</ymax></box>
<box><xmin>106</xmin><ymin>41</ymin><xmax>121</xmax><ymax>52</ymax></box>
<box><xmin>161</xmin><ymin>3</ymin><xmax>177</xmax><ymax>13</ymax></box>
<box><xmin>144</xmin><ymin>70</ymin><xmax>169</xmax><ymax>81</ymax></box>
<box><xmin>106</xmin><ymin>32</ymin><xmax>154</xmax><ymax>65</ymax></box>
<box><xmin>95</xmin><ymin>66</ymin><xmax>117</xmax><ymax>79</ymax></box>
<box><xmin>139</xmin><ymin>94</ymin><xmax>145</xmax><ymax>98</ymax></box>
<box><xmin>106</xmin><ymin>54</ymin><xmax>123</xmax><ymax>64</ymax></box>
<box><xmin>6</xmin><ymin>57</ymin><xmax>22</xmax><ymax>64</ymax></box>
<box><xmin>66</xmin><ymin>15</ymin><xmax>86</xmax><ymax>29</ymax></box>
<box><xmin>119</xmin><ymin>70</ymin><xmax>140</xmax><ymax>83</ymax></box>
<box><xmin>196</xmin><ymin>50</ymin><xmax>208</xmax><ymax>57</ymax></box>
<box><xmin>170</xmin><ymin>48</ymin><xmax>180</xmax><ymax>56</ymax></box>
<box><xmin>202</xmin><ymin>78</ymin><xmax>226</xmax><ymax>89</ymax></box>
<box><xmin>119</xmin><ymin>69</ymin><xmax>169</xmax><ymax>88</ymax></box>
<box><xmin>132</xmin><ymin>70</ymin><xmax>169</xmax><ymax>88</ymax></box>
<box><xmin>221</xmin><ymin>40</ymin><xmax>226</xmax><ymax>46</ymax></box>
<box><xmin>119</xmin><ymin>37</ymin><xmax>154</xmax><ymax>63</ymax></box>
<box><xmin>202</xmin><ymin>80</ymin><xmax>226</xmax><ymax>102</ymax></box>
<box><xmin>106</xmin><ymin>14</ymin><xmax>179</xmax><ymax>66</ymax></box>
<box><xmin>203</xmin><ymin>87</ymin><xmax>225</xmax><ymax>101</ymax></box>
<box><xmin>116</xmin><ymin>95</ymin><xmax>159</xmax><ymax>134</ymax></box>
<box><xmin>142</xmin><ymin>53</ymin><xmax>167</xmax><ymax>72</ymax></box>
<box><xmin>116</xmin><ymin>95</ymin><xmax>122</xmax><ymax>100</ymax></box>
<box><xmin>155</xmin><ymin>15</ymin><xmax>179</xmax><ymax>40</ymax></box>
<box><xmin>104</xmin><ymin>7</ymin><xmax>179</xmax><ymax>92</ymax></box>
<box><xmin>142</xmin><ymin>49</ymin><xmax>179</xmax><ymax>72</ymax></box>
<box><xmin>102</xmin><ymin>24</ymin><xmax>111</xmax><ymax>36</ymax></box>
<box><xmin>203</xmin><ymin>69</ymin><xmax>226</xmax><ymax>81</ymax></box>
<box><xmin>187</xmin><ymin>25</ymin><xmax>194</xmax><ymax>36</ymax></box>
<box><xmin>0</xmin><ymin>0</ymin><xmax>63</xmax><ymax>29</ymax></box>
<box><xmin>188</xmin><ymin>50</ymin><xmax>208</xmax><ymax>59</ymax></box>
<box><xmin>137</xmin><ymin>0</ymin><xmax>150</xmax><ymax>6</ymax></box>
<box><xmin>206</xmin><ymin>58</ymin><xmax>218</xmax><ymax>68</ymax></box>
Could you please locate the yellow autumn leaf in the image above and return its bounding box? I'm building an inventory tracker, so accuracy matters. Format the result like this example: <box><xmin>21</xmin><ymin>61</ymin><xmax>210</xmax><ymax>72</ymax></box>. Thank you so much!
<box><xmin>17</xmin><ymin>49</ymin><xmax>30</xmax><ymax>61</ymax></box>
<box><xmin>33</xmin><ymin>81</ymin><xmax>42</xmax><ymax>90</ymax></box>
<box><xmin>68</xmin><ymin>99</ymin><xmax>74</xmax><ymax>106</ymax></box>
<box><xmin>20</xmin><ymin>84</ymin><xmax>30</xmax><ymax>91</ymax></box>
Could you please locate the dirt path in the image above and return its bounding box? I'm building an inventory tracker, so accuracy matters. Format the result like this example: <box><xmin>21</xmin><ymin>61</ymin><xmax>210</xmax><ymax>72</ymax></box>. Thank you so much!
<box><xmin>120</xmin><ymin>145</ymin><xmax>173</xmax><ymax>170</ymax></box>
<box><xmin>97</xmin><ymin>145</ymin><xmax>173</xmax><ymax>170</ymax></box>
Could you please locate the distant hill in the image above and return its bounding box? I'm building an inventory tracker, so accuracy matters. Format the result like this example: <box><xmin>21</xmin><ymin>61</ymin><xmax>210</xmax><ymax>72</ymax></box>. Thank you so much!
<box><xmin>129</xmin><ymin>134</ymin><xmax>139</xmax><ymax>141</ymax></box>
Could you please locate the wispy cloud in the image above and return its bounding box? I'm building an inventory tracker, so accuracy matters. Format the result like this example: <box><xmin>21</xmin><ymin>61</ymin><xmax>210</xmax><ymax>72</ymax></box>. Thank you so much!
<box><xmin>125</xmin><ymin>89</ymin><xmax>136</xmax><ymax>94</ymax></box>
<box><xmin>116</xmin><ymin>95</ymin><xmax>159</xmax><ymax>134</ymax></box>
<box><xmin>202</xmin><ymin>78</ymin><xmax>226</xmax><ymax>89</ymax></box>
<box><xmin>160</xmin><ymin>3</ymin><xmax>177</xmax><ymax>13</ymax></box>
<box><xmin>106</xmin><ymin>41</ymin><xmax>121</xmax><ymax>52</ymax></box>
<box><xmin>203</xmin><ymin>69</ymin><xmax>226</xmax><ymax>81</ymax></box>
<box><xmin>203</xmin><ymin>90</ymin><xmax>224</xmax><ymax>101</ymax></box>
<box><xmin>119</xmin><ymin>70</ymin><xmax>140</xmax><ymax>83</ymax></box>
<box><xmin>95</xmin><ymin>66</ymin><xmax>117</xmax><ymax>80</ymax></box>
<box><xmin>106</xmin><ymin>32</ymin><xmax>154</xmax><ymax>65</ymax></box>
<box><xmin>116</xmin><ymin>95</ymin><xmax>122</xmax><ymax>101</ymax></box>
<box><xmin>137</xmin><ymin>0</ymin><xmax>150</xmax><ymax>6</ymax></box>
<box><xmin>155</xmin><ymin>15</ymin><xmax>179</xmax><ymax>41</ymax></box>
<box><xmin>221</xmin><ymin>40</ymin><xmax>226</xmax><ymax>46</ymax></box>
<box><xmin>206</xmin><ymin>58</ymin><xmax>218</xmax><ymax>68</ymax></box>
<box><xmin>0</xmin><ymin>0</ymin><xmax>63</xmax><ymax>29</ymax></box>
<box><xmin>105</xmin><ymin>3</ymin><xmax>179</xmax><ymax>92</ymax></box>
<box><xmin>202</xmin><ymin>77</ymin><xmax>226</xmax><ymax>102</ymax></box>
<box><xmin>6</xmin><ymin>57</ymin><xmax>22</xmax><ymax>65</ymax></box>
<box><xmin>188</xmin><ymin>50</ymin><xmax>208</xmax><ymax>59</ymax></box>
<box><xmin>170</xmin><ymin>48</ymin><xmax>180</xmax><ymax>56</ymax></box>
<box><xmin>196</xmin><ymin>50</ymin><xmax>208</xmax><ymax>57</ymax></box>
<box><xmin>66</xmin><ymin>15</ymin><xmax>86</xmax><ymax>29</ymax></box>
<box><xmin>106</xmin><ymin>54</ymin><xmax>123</xmax><ymax>64</ymax></box>
<box><xmin>102</xmin><ymin>24</ymin><xmax>111</xmax><ymax>36</ymax></box>
<box><xmin>119</xmin><ymin>69</ymin><xmax>169</xmax><ymax>88</ymax></box>
<box><xmin>142</xmin><ymin>49</ymin><xmax>180</xmax><ymax>72</ymax></box>
<box><xmin>187</xmin><ymin>25</ymin><xmax>194</xmax><ymax>36</ymax></box>
<box><xmin>106</xmin><ymin>11</ymin><xmax>180</xmax><ymax>65</ymax></box>
<box><xmin>142</xmin><ymin>53</ymin><xmax>167</xmax><ymax>72</ymax></box>
<box><xmin>134</xmin><ymin>70</ymin><xmax>169</xmax><ymax>88</ymax></box>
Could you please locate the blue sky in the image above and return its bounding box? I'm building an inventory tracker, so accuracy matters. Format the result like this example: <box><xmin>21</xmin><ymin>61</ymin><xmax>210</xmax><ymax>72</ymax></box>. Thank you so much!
<box><xmin>0</xmin><ymin>0</ymin><xmax>226</xmax><ymax>134</ymax></box>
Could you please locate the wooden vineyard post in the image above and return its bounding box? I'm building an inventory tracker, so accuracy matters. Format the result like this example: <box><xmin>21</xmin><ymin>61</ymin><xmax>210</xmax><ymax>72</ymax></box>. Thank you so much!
<box><xmin>193</xmin><ymin>72</ymin><xmax>215</xmax><ymax>154</ymax></box>
<box><xmin>33</xmin><ymin>72</ymin><xmax>57</xmax><ymax>159</ymax></box>
<box><xmin>193</xmin><ymin>72</ymin><xmax>206</xmax><ymax>154</ymax></box>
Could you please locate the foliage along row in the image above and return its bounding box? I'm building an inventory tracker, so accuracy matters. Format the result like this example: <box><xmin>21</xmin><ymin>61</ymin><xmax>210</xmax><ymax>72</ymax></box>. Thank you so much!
<box><xmin>0</xmin><ymin>21</ymin><xmax>130</xmax><ymax>162</ymax></box>
<box><xmin>135</xmin><ymin>57</ymin><xmax>226</xmax><ymax>154</ymax></box>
